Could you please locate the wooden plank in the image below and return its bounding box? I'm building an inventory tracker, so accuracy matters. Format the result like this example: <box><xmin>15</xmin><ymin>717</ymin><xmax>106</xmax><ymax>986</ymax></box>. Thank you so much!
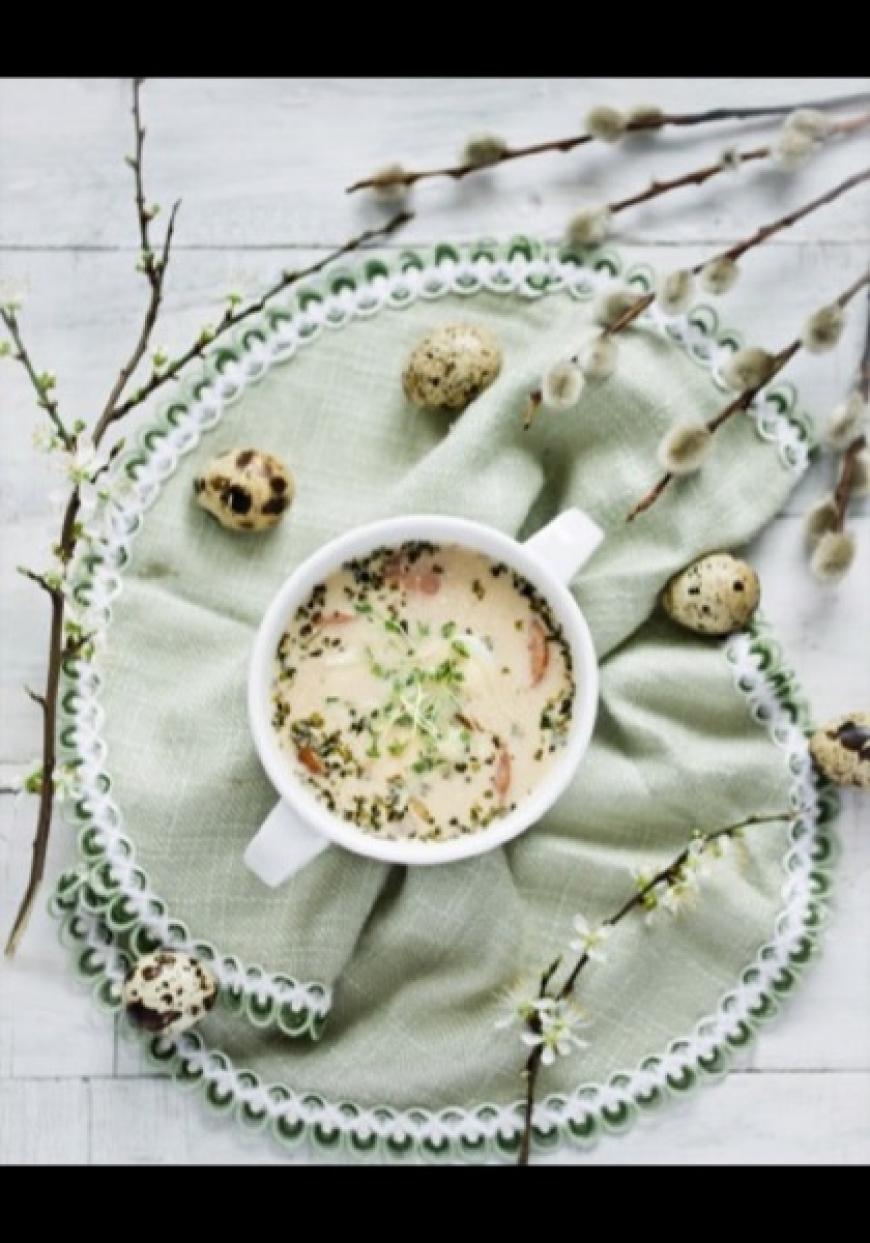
<box><xmin>0</xmin><ymin>1080</ymin><xmax>90</xmax><ymax>1163</ymax></box>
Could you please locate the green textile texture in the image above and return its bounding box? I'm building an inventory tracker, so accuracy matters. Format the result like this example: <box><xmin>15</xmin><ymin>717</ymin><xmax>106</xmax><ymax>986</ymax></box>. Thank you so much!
<box><xmin>93</xmin><ymin>269</ymin><xmax>806</xmax><ymax>1113</ymax></box>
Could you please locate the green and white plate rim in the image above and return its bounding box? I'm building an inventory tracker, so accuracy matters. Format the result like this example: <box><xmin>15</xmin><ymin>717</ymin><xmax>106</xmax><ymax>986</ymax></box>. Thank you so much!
<box><xmin>47</xmin><ymin>235</ymin><xmax>837</xmax><ymax>1161</ymax></box>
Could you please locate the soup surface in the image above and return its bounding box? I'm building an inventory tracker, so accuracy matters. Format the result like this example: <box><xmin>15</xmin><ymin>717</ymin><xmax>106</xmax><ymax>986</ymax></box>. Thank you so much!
<box><xmin>270</xmin><ymin>541</ymin><xmax>575</xmax><ymax>841</ymax></box>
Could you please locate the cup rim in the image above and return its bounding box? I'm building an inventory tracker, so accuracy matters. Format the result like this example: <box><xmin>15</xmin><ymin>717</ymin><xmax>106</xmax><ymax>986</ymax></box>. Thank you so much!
<box><xmin>248</xmin><ymin>513</ymin><xmax>599</xmax><ymax>866</ymax></box>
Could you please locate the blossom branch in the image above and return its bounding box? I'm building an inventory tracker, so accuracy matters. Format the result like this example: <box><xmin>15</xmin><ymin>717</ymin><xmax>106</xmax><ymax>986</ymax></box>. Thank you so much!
<box><xmin>4</xmin><ymin>83</ymin><xmax>412</xmax><ymax>957</ymax></box>
<box><xmin>0</xmin><ymin>307</ymin><xmax>74</xmax><ymax>450</ymax></box>
<box><xmin>346</xmin><ymin>90</ymin><xmax>870</xmax><ymax>193</ymax></box>
<box><xmin>104</xmin><ymin>210</ymin><xmax>411</xmax><ymax>427</ymax></box>
<box><xmin>516</xmin><ymin>808</ymin><xmax>799</xmax><ymax>1166</ymax></box>
<box><xmin>625</xmin><ymin>269</ymin><xmax>870</xmax><ymax>522</ymax></box>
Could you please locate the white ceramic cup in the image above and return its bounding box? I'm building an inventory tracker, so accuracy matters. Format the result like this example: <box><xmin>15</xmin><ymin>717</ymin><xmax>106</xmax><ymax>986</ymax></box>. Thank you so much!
<box><xmin>245</xmin><ymin>510</ymin><xmax>604</xmax><ymax>886</ymax></box>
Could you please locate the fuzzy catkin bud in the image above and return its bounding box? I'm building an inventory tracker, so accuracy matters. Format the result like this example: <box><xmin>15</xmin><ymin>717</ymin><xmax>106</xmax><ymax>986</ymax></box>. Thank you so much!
<box><xmin>850</xmin><ymin>448</ymin><xmax>870</xmax><ymax>496</ymax></box>
<box><xmin>542</xmin><ymin>362</ymin><xmax>585</xmax><ymax>411</ymax></box>
<box><xmin>722</xmin><ymin>347</ymin><xmax>777</xmax><ymax>392</ymax></box>
<box><xmin>461</xmin><ymin>133</ymin><xmax>508</xmax><ymax>168</ymax></box>
<box><xmin>594</xmin><ymin>285</ymin><xmax>646</xmax><ymax>328</ymax></box>
<box><xmin>700</xmin><ymin>255</ymin><xmax>740</xmax><ymax>296</ymax></box>
<box><xmin>565</xmin><ymin>205</ymin><xmax>612</xmax><ymax>248</ymax></box>
<box><xmin>579</xmin><ymin>335</ymin><xmax>618</xmax><ymax>380</ymax></box>
<box><xmin>823</xmin><ymin>392</ymin><xmax>868</xmax><ymax>449</ymax></box>
<box><xmin>657</xmin><ymin>420</ymin><xmax>713</xmax><ymax>475</ymax></box>
<box><xmin>786</xmin><ymin>108</ymin><xmax>835</xmax><ymax>139</ymax></box>
<box><xmin>370</xmin><ymin>163</ymin><xmax>410</xmax><ymax>204</ymax></box>
<box><xmin>719</xmin><ymin>146</ymin><xmax>742</xmax><ymax>173</ymax></box>
<box><xmin>657</xmin><ymin>269</ymin><xmax>695</xmax><ymax>316</ymax></box>
<box><xmin>801</xmin><ymin>303</ymin><xmax>846</xmax><ymax>354</ymax></box>
<box><xmin>772</xmin><ymin>127</ymin><xmax>816</xmax><ymax>170</ymax></box>
<box><xmin>804</xmin><ymin>497</ymin><xmax>840</xmax><ymax>546</ymax></box>
<box><xmin>810</xmin><ymin>530</ymin><xmax>856</xmax><ymax>582</ymax></box>
<box><xmin>585</xmin><ymin>105</ymin><xmax>627</xmax><ymax>143</ymax></box>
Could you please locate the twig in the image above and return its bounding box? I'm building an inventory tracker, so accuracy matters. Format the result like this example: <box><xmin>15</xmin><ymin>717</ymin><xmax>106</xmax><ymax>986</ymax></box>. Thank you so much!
<box><xmin>832</xmin><ymin>434</ymin><xmax>868</xmax><ymax>532</ymax></box>
<box><xmin>0</xmin><ymin>308</ymin><xmax>74</xmax><ymax>450</ymax></box>
<box><xmin>625</xmin><ymin>270</ymin><xmax>870</xmax><ymax>521</ymax></box>
<box><xmin>346</xmin><ymin>91</ymin><xmax>870</xmax><ymax>193</ymax></box>
<box><xmin>105</xmin><ymin>210</ymin><xmax>412</xmax><ymax>427</ymax></box>
<box><xmin>345</xmin><ymin>90</ymin><xmax>869</xmax><ymax>193</ymax></box>
<box><xmin>4</xmin><ymin>83</ymin><xmax>411</xmax><ymax>957</ymax></box>
<box><xmin>517</xmin><ymin>809</ymin><xmax>798</xmax><ymax>1165</ymax></box>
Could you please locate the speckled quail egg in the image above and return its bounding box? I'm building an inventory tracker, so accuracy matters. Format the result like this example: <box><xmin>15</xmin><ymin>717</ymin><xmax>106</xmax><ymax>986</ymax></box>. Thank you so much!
<box><xmin>122</xmin><ymin>950</ymin><xmax>218</xmax><ymax>1036</ymax></box>
<box><xmin>402</xmin><ymin>322</ymin><xmax>502</xmax><ymax>412</ymax></box>
<box><xmin>809</xmin><ymin>712</ymin><xmax>870</xmax><ymax>789</ymax></box>
<box><xmin>193</xmin><ymin>447</ymin><xmax>294</xmax><ymax>532</ymax></box>
<box><xmin>661</xmin><ymin>552</ymin><xmax>761</xmax><ymax>636</ymax></box>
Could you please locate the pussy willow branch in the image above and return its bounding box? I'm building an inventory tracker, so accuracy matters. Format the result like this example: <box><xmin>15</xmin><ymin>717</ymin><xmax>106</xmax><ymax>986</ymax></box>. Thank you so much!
<box><xmin>522</xmin><ymin>158</ymin><xmax>870</xmax><ymax>428</ymax></box>
<box><xmin>830</xmin><ymin>289</ymin><xmax>870</xmax><ymax>533</ymax></box>
<box><xmin>608</xmin><ymin>112</ymin><xmax>870</xmax><ymax>218</ymax></box>
<box><xmin>517</xmin><ymin>808</ymin><xmax>799</xmax><ymax>1166</ymax></box>
<box><xmin>346</xmin><ymin>90</ymin><xmax>870</xmax><ymax>193</ymax></box>
<box><xmin>625</xmin><ymin>269</ymin><xmax>870</xmax><ymax>523</ymax></box>
<box><xmin>3</xmin><ymin>84</ymin><xmax>411</xmax><ymax>957</ymax></box>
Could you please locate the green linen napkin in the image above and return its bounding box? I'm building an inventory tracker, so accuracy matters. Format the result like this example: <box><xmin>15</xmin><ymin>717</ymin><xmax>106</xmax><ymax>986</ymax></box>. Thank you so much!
<box><xmin>59</xmin><ymin>248</ymin><xmax>814</xmax><ymax>1126</ymax></box>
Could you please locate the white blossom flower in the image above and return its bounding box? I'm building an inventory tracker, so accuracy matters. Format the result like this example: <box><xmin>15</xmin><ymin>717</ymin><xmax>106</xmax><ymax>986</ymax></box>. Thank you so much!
<box><xmin>541</xmin><ymin>361</ymin><xmax>585</xmax><ymax>411</ymax></box>
<box><xmin>804</xmin><ymin>496</ymin><xmax>840</xmax><ymax>547</ymax></box>
<box><xmin>722</xmin><ymin>346</ymin><xmax>777</xmax><ymax>392</ymax></box>
<box><xmin>704</xmin><ymin>832</ymin><xmax>734</xmax><ymax>862</ymax></box>
<box><xmin>625</xmin><ymin>103</ymin><xmax>664</xmax><ymax>126</ymax></box>
<box><xmin>585</xmin><ymin>105</ymin><xmax>627</xmax><ymax>143</ymax></box>
<box><xmin>578</xmin><ymin>334</ymin><xmax>618</xmax><ymax>380</ymax></box>
<box><xmin>850</xmin><ymin>448</ymin><xmax>870</xmax><ymax>497</ymax></box>
<box><xmin>657</xmin><ymin>268</ymin><xmax>695</xmax><ymax>316</ymax></box>
<box><xmin>52</xmin><ymin>763</ymin><xmax>79</xmax><ymax>803</ymax></box>
<box><xmin>369</xmin><ymin>163</ymin><xmax>411</xmax><ymax>204</ymax></box>
<box><xmin>801</xmin><ymin>303</ymin><xmax>845</xmax><ymax>354</ymax></box>
<box><xmin>772</xmin><ymin>126</ymin><xmax>816</xmax><ymax>170</ymax></box>
<box><xmin>461</xmin><ymin>132</ymin><xmax>508</xmax><ymax>168</ymax></box>
<box><xmin>520</xmin><ymin>999</ymin><xmax>590</xmax><ymax>1065</ymax></box>
<box><xmin>494</xmin><ymin>977</ymin><xmax>555</xmax><ymax>1030</ymax></box>
<box><xmin>659</xmin><ymin>868</ymin><xmax>701</xmax><ymax>916</ymax></box>
<box><xmin>569</xmin><ymin>913</ymin><xmax>611</xmax><ymax>963</ymax></box>
<box><xmin>683</xmin><ymin>835</ymin><xmax>715</xmax><ymax>880</ymax></box>
<box><xmin>823</xmin><ymin>392</ymin><xmax>868</xmax><ymax>449</ymax></box>
<box><xmin>0</xmin><ymin>275</ymin><xmax>29</xmax><ymax>311</ymax></box>
<box><xmin>700</xmin><ymin>255</ymin><xmax>740</xmax><ymax>296</ymax></box>
<box><xmin>565</xmin><ymin>205</ymin><xmax>612</xmax><ymax>248</ymax></box>
<box><xmin>785</xmin><ymin>108</ymin><xmax>834</xmax><ymax>140</ymax></box>
<box><xmin>33</xmin><ymin>424</ymin><xmax>61</xmax><ymax>454</ymax></box>
<box><xmin>594</xmin><ymin>285</ymin><xmax>646</xmax><ymax>328</ymax></box>
<box><xmin>718</xmin><ymin>145</ymin><xmax>743</xmax><ymax>173</ymax></box>
<box><xmin>810</xmin><ymin>530</ymin><xmax>856</xmax><ymax>582</ymax></box>
<box><xmin>657</xmin><ymin>419</ymin><xmax>713</xmax><ymax>475</ymax></box>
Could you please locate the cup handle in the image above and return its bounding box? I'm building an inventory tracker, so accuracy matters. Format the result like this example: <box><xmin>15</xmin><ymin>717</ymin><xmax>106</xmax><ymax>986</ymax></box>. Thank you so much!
<box><xmin>244</xmin><ymin>800</ymin><xmax>330</xmax><ymax>888</ymax></box>
<box><xmin>523</xmin><ymin>508</ymin><xmax>604</xmax><ymax>586</ymax></box>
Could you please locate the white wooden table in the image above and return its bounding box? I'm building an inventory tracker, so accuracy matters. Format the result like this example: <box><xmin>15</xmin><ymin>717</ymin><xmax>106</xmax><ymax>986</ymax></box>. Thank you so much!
<box><xmin>1</xmin><ymin>77</ymin><xmax>868</xmax><ymax>1165</ymax></box>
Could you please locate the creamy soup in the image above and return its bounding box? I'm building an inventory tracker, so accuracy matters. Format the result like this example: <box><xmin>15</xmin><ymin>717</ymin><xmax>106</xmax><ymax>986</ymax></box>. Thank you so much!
<box><xmin>270</xmin><ymin>541</ymin><xmax>575</xmax><ymax>841</ymax></box>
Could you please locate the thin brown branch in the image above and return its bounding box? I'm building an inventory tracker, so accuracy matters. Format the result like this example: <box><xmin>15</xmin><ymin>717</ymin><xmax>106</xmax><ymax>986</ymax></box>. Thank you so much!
<box><xmin>610</xmin><ymin>147</ymin><xmax>769</xmax><ymax>213</ymax></box>
<box><xmin>702</xmin><ymin>162</ymin><xmax>870</xmax><ymax>273</ymax></box>
<box><xmin>346</xmin><ymin>91</ymin><xmax>870</xmax><ymax>193</ymax></box>
<box><xmin>105</xmin><ymin>210</ymin><xmax>412</xmax><ymax>427</ymax></box>
<box><xmin>516</xmin><ymin>808</ymin><xmax>797</xmax><ymax>1165</ymax></box>
<box><xmin>859</xmin><ymin>287</ymin><xmax>870</xmax><ymax>403</ymax></box>
<box><xmin>0</xmin><ymin>308</ymin><xmax>74</xmax><ymax>450</ymax></box>
<box><xmin>24</xmin><ymin>685</ymin><xmax>47</xmax><ymax>709</ymax></box>
<box><xmin>625</xmin><ymin>271</ymin><xmax>870</xmax><ymax>521</ymax></box>
<box><xmin>833</xmin><ymin>434</ymin><xmax>868</xmax><ymax>532</ymax></box>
